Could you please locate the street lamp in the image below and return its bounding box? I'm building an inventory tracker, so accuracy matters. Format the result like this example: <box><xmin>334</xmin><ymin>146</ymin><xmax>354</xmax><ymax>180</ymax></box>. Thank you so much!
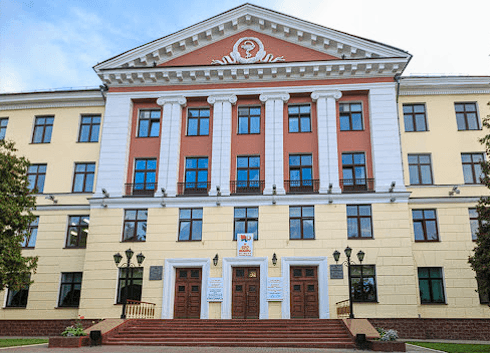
<box><xmin>113</xmin><ymin>248</ymin><xmax>145</xmax><ymax>319</ymax></box>
<box><xmin>333</xmin><ymin>246</ymin><xmax>365</xmax><ymax>319</ymax></box>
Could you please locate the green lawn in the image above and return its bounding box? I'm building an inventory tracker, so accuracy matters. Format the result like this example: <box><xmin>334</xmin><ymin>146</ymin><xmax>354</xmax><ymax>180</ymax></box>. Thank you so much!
<box><xmin>0</xmin><ymin>339</ymin><xmax>48</xmax><ymax>347</ymax></box>
<box><xmin>407</xmin><ymin>341</ymin><xmax>490</xmax><ymax>353</ymax></box>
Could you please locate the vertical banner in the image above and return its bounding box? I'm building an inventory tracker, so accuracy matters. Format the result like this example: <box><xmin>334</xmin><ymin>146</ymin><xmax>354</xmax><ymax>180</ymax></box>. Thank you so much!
<box><xmin>237</xmin><ymin>233</ymin><xmax>254</xmax><ymax>257</ymax></box>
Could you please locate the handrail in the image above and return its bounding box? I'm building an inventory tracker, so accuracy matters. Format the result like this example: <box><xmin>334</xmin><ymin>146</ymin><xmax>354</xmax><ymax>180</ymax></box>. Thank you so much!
<box><xmin>125</xmin><ymin>300</ymin><xmax>156</xmax><ymax>319</ymax></box>
<box><xmin>336</xmin><ymin>299</ymin><xmax>350</xmax><ymax>319</ymax></box>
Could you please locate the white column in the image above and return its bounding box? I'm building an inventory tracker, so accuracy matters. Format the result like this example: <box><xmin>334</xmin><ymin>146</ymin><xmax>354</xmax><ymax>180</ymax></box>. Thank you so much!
<box><xmin>207</xmin><ymin>94</ymin><xmax>237</xmax><ymax>196</ymax></box>
<box><xmin>259</xmin><ymin>92</ymin><xmax>289</xmax><ymax>195</ymax></box>
<box><xmin>311</xmin><ymin>90</ymin><xmax>342</xmax><ymax>194</ymax></box>
<box><xmin>156</xmin><ymin>96</ymin><xmax>186</xmax><ymax>197</ymax></box>
<box><xmin>369</xmin><ymin>85</ymin><xmax>406</xmax><ymax>192</ymax></box>
<box><xmin>94</xmin><ymin>93</ymin><xmax>133</xmax><ymax>198</ymax></box>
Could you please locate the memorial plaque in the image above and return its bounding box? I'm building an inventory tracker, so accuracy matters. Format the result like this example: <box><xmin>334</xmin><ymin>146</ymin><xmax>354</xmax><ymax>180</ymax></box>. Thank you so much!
<box><xmin>149</xmin><ymin>266</ymin><xmax>163</xmax><ymax>281</ymax></box>
<box><xmin>207</xmin><ymin>278</ymin><xmax>224</xmax><ymax>302</ymax></box>
<box><xmin>267</xmin><ymin>278</ymin><xmax>284</xmax><ymax>301</ymax></box>
<box><xmin>330</xmin><ymin>264</ymin><xmax>344</xmax><ymax>279</ymax></box>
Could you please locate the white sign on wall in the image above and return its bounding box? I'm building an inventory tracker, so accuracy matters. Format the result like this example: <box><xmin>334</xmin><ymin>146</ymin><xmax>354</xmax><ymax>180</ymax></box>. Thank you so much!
<box><xmin>267</xmin><ymin>278</ymin><xmax>284</xmax><ymax>301</ymax></box>
<box><xmin>207</xmin><ymin>278</ymin><xmax>223</xmax><ymax>302</ymax></box>
<box><xmin>237</xmin><ymin>233</ymin><xmax>254</xmax><ymax>257</ymax></box>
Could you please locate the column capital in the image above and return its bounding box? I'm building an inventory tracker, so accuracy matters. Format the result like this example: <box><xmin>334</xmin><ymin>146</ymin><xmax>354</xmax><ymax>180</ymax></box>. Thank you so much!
<box><xmin>259</xmin><ymin>92</ymin><xmax>290</xmax><ymax>103</ymax></box>
<box><xmin>157</xmin><ymin>95</ymin><xmax>187</xmax><ymax>106</ymax></box>
<box><xmin>311</xmin><ymin>90</ymin><xmax>342</xmax><ymax>102</ymax></box>
<box><xmin>207</xmin><ymin>94</ymin><xmax>237</xmax><ymax>105</ymax></box>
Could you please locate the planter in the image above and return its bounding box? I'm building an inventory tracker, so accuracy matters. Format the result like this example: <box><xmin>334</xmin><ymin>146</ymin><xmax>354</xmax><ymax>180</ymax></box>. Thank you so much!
<box><xmin>48</xmin><ymin>336</ymin><xmax>89</xmax><ymax>348</ymax></box>
<box><xmin>370</xmin><ymin>340</ymin><xmax>406</xmax><ymax>352</ymax></box>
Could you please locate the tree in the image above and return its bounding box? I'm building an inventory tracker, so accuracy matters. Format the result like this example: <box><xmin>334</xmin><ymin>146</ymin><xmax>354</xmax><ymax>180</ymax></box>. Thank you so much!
<box><xmin>469</xmin><ymin>106</ymin><xmax>490</xmax><ymax>305</ymax></box>
<box><xmin>0</xmin><ymin>140</ymin><xmax>38</xmax><ymax>291</ymax></box>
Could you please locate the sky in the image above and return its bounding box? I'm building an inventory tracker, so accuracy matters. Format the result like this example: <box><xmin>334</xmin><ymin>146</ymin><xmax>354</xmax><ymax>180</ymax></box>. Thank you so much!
<box><xmin>1</xmin><ymin>0</ymin><xmax>489</xmax><ymax>93</ymax></box>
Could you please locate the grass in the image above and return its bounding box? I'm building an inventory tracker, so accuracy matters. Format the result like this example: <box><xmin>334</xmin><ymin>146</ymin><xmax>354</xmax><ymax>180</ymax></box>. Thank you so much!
<box><xmin>0</xmin><ymin>339</ymin><xmax>48</xmax><ymax>347</ymax></box>
<box><xmin>407</xmin><ymin>341</ymin><xmax>490</xmax><ymax>353</ymax></box>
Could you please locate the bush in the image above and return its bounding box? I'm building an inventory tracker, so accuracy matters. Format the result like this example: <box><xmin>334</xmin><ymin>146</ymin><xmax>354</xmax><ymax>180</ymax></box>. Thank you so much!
<box><xmin>376</xmin><ymin>327</ymin><xmax>399</xmax><ymax>341</ymax></box>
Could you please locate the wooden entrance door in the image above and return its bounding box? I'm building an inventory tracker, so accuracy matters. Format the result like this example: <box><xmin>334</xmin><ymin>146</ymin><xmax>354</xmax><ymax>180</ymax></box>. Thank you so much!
<box><xmin>174</xmin><ymin>268</ymin><xmax>201</xmax><ymax>319</ymax></box>
<box><xmin>232</xmin><ymin>267</ymin><xmax>260</xmax><ymax>319</ymax></box>
<box><xmin>290</xmin><ymin>266</ymin><xmax>319</xmax><ymax>318</ymax></box>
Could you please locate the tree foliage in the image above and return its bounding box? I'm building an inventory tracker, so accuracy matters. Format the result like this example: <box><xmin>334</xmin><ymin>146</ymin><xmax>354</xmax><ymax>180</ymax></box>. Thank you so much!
<box><xmin>0</xmin><ymin>140</ymin><xmax>38</xmax><ymax>291</ymax></box>
<box><xmin>469</xmin><ymin>105</ymin><xmax>490</xmax><ymax>305</ymax></box>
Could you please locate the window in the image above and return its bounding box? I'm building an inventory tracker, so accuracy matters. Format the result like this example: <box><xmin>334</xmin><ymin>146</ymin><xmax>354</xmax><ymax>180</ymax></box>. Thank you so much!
<box><xmin>133</xmin><ymin>158</ymin><xmax>157</xmax><ymax>195</ymax></box>
<box><xmin>350</xmin><ymin>265</ymin><xmax>377</xmax><ymax>302</ymax></box>
<box><xmin>469</xmin><ymin>208</ymin><xmax>480</xmax><ymax>241</ymax></box>
<box><xmin>58</xmin><ymin>272</ymin><xmax>82</xmax><ymax>307</ymax></box>
<box><xmin>418</xmin><ymin>267</ymin><xmax>445</xmax><ymax>304</ymax></box>
<box><xmin>78</xmin><ymin>115</ymin><xmax>101</xmax><ymax>142</ymax></box>
<box><xmin>234</xmin><ymin>207</ymin><xmax>258</xmax><ymax>240</ymax></box>
<box><xmin>138</xmin><ymin>110</ymin><xmax>160</xmax><ymax>137</ymax></box>
<box><xmin>27</xmin><ymin>164</ymin><xmax>46</xmax><ymax>193</ymax></box>
<box><xmin>462</xmin><ymin>153</ymin><xmax>484</xmax><ymax>184</ymax></box>
<box><xmin>236</xmin><ymin>156</ymin><xmax>260</xmax><ymax>189</ymax></box>
<box><xmin>403</xmin><ymin>104</ymin><xmax>427</xmax><ymax>132</ymax></box>
<box><xmin>238</xmin><ymin>106</ymin><xmax>260</xmax><ymax>134</ymax></box>
<box><xmin>342</xmin><ymin>152</ymin><xmax>367</xmax><ymax>190</ymax></box>
<box><xmin>455</xmin><ymin>102</ymin><xmax>479</xmax><ymax>130</ymax></box>
<box><xmin>347</xmin><ymin>205</ymin><xmax>373</xmax><ymax>239</ymax></box>
<box><xmin>185</xmin><ymin>157</ymin><xmax>208</xmax><ymax>193</ymax></box>
<box><xmin>0</xmin><ymin>118</ymin><xmax>8</xmax><ymax>140</ymax></box>
<box><xmin>66</xmin><ymin>216</ymin><xmax>89</xmax><ymax>248</ymax></box>
<box><xmin>477</xmin><ymin>278</ymin><xmax>490</xmax><ymax>304</ymax></box>
<box><xmin>6</xmin><ymin>275</ymin><xmax>30</xmax><ymax>308</ymax></box>
<box><xmin>187</xmin><ymin>108</ymin><xmax>209</xmax><ymax>136</ymax></box>
<box><xmin>408</xmin><ymin>154</ymin><xmax>433</xmax><ymax>185</ymax></box>
<box><xmin>178</xmin><ymin>208</ymin><xmax>203</xmax><ymax>241</ymax></box>
<box><xmin>123</xmin><ymin>209</ymin><xmax>147</xmax><ymax>242</ymax></box>
<box><xmin>339</xmin><ymin>102</ymin><xmax>363</xmax><ymax>131</ymax></box>
<box><xmin>289</xmin><ymin>206</ymin><xmax>314</xmax><ymax>240</ymax></box>
<box><xmin>32</xmin><ymin>116</ymin><xmax>54</xmax><ymax>143</ymax></box>
<box><xmin>21</xmin><ymin>217</ymin><xmax>39</xmax><ymax>248</ymax></box>
<box><xmin>117</xmin><ymin>267</ymin><xmax>143</xmax><ymax>304</ymax></box>
<box><xmin>289</xmin><ymin>154</ymin><xmax>312</xmax><ymax>188</ymax></box>
<box><xmin>72</xmin><ymin>162</ymin><xmax>95</xmax><ymax>193</ymax></box>
<box><xmin>412</xmin><ymin>209</ymin><xmax>439</xmax><ymax>242</ymax></box>
<box><xmin>288</xmin><ymin>105</ymin><xmax>311</xmax><ymax>133</ymax></box>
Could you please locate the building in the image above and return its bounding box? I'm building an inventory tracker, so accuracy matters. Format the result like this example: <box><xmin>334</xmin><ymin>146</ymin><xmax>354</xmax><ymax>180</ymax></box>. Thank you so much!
<box><xmin>0</xmin><ymin>4</ymin><xmax>489</xmax><ymax>323</ymax></box>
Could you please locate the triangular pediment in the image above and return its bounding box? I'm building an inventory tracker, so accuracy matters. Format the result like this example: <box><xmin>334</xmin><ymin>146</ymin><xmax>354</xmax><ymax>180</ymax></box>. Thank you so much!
<box><xmin>94</xmin><ymin>4</ymin><xmax>411</xmax><ymax>86</ymax></box>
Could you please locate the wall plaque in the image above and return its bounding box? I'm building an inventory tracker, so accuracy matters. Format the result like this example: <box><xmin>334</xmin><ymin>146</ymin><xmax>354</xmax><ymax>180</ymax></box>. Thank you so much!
<box><xmin>330</xmin><ymin>264</ymin><xmax>344</xmax><ymax>279</ymax></box>
<box><xmin>267</xmin><ymin>278</ymin><xmax>284</xmax><ymax>301</ymax></box>
<box><xmin>207</xmin><ymin>278</ymin><xmax>224</xmax><ymax>302</ymax></box>
<box><xmin>149</xmin><ymin>266</ymin><xmax>163</xmax><ymax>281</ymax></box>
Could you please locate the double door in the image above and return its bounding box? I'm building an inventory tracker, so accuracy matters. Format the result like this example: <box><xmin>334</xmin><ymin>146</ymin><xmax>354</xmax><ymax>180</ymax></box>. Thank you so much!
<box><xmin>174</xmin><ymin>268</ymin><xmax>201</xmax><ymax>319</ymax></box>
<box><xmin>232</xmin><ymin>267</ymin><xmax>260</xmax><ymax>319</ymax></box>
<box><xmin>290</xmin><ymin>266</ymin><xmax>319</xmax><ymax>318</ymax></box>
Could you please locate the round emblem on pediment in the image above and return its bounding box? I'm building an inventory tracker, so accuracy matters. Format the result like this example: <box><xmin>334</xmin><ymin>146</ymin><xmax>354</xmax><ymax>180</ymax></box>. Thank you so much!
<box><xmin>232</xmin><ymin>37</ymin><xmax>266</xmax><ymax>64</ymax></box>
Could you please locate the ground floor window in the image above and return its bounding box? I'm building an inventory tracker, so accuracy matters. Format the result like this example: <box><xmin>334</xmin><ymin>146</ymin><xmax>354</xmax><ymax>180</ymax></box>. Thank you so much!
<box><xmin>117</xmin><ymin>267</ymin><xmax>143</xmax><ymax>304</ymax></box>
<box><xmin>58</xmin><ymin>272</ymin><xmax>83</xmax><ymax>307</ymax></box>
<box><xmin>418</xmin><ymin>267</ymin><xmax>445</xmax><ymax>304</ymax></box>
<box><xmin>350</xmin><ymin>265</ymin><xmax>377</xmax><ymax>302</ymax></box>
<box><xmin>6</xmin><ymin>275</ymin><xmax>30</xmax><ymax>308</ymax></box>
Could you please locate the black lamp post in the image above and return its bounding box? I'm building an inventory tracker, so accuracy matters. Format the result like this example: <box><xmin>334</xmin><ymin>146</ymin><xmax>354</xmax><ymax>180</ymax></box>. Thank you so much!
<box><xmin>113</xmin><ymin>248</ymin><xmax>145</xmax><ymax>319</ymax></box>
<box><xmin>333</xmin><ymin>246</ymin><xmax>365</xmax><ymax>319</ymax></box>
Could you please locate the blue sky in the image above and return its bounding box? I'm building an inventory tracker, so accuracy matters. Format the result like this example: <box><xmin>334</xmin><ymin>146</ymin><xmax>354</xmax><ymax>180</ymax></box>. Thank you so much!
<box><xmin>1</xmin><ymin>0</ymin><xmax>489</xmax><ymax>93</ymax></box>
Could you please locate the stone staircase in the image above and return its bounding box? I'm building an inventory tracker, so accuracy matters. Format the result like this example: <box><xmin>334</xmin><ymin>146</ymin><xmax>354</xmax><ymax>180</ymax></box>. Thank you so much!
<box><xmin>103</xmin><ymin>319</ymin><xmax>356</xmax><ymax>348</ymax></box>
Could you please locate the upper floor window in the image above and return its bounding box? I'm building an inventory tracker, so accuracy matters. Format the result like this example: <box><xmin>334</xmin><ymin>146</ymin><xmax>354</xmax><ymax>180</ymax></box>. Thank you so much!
<box><xmin>462</xmin><ymin>153</ymin><xmax>484</xmax><ymax>184</ymax></box>
<box><xmin>347</xmin><ymin>205</ymin><xmax>373</xmax><ymax>239</ymax></box>
<box><xmin>238</xmin><ymin>106</ymin><xmax>260</xmax><ymax>134</ymax></box>
<box><xmin>342</xmin><ymin>152</ymin><xmax>367</xmax><ymax>191</ymax></box>
<box><xmin>133</xmin><ymin>158</ymin><xmax>157</xmax><ymax>195</ymax></box>
<box><xmin>178</xmin><ymin>208</ymin><xmax>203</xmax><ymax>241</ymax></box>
<box><xmin>455</xmin><ymin>102</ymin><xmax>479</xmax><ymax>130</ymax></box>
<box><xmin>73</xmin><ymin>162</ymin><xmax>95</xmax><ymax>193</ymax></box>
<box><xmin>123</xmin><ymin>209</ymin><xmax>147</xmax><ymax>242</ymax></box>
<box><xmin>117</xmin><ymin>267</ymin><xmax>143</xmax><ymax>304</ymax></box>
<box><xmin>408</xmin><ymin>154</ymin><xmax>433</xmax><ymax>185</ymax></box>
<box><xmin>32</xmin><ymin>116</ymin><xmax>54</xmax><ymax>143</ymax></box>
<box><xmin>236</xmin><ymin>156</ymin><xmax>260</xmax><ymax>189</ymax></box>
<box><xmin>412</xmin><ymin>209</ymin><xmax>439</xmax><ymax>242</ymax></box>
<box><xmin>289</xmin><ymin>154</ymin><xmax>312</xmax><ymax>187</ymax></box>
<box><xmin>289</xmin><ymin>206</ymin><xmax>314</xmax><ymax>240</ymax></box>
<box><xmin>403</xmin><ymin>104</ymin><xmax>427</xmax><ymax>132</ymax></box>
<box><xmin>0</xmin><ymin>118</ymin><xmax>8</xmax><ymax>140</ymax></box>
<box><xmin>418</xmin><ymin>267</ymin><xmax>445</xmax><ymax>304</ymax></box>
<box><xmin>339</xmin><ymin>102</ymin><xmax>363</xmax><ymax>131</ymax></box>
<box><xmin>138</xmin><ymin>110</ymin><xmax>160</xmax><ymax>137</ymax></box>
<box><xmin>6</xmin><ymin>274</ymin><xmax>30</xmax><ymax>308</ymax></box>
<box><xmin>58</xmin><ymin>272</ymin><xmax>82</xmax><ymax>307</ymax></box>
<box><xmin>66</xmin><ymin>216</ymin><xmax>89</xmax><ymax>248</ymax></box>
<box><xmin>234</xmin><ymin>207</ymin><xmax>258</xmax><ymax>241</ymax></box>
<box><xmin>27</xmin><ymin>164</ymin><xmax>46</xmax><ymax>193</ymax></box>
<box><xmin>21</xmin><ymin>217</ymin><xmax>39</xmax><ymax>249</ymax></box>
<box><xmin>350</xmin><ymin>265</ymin><xmax>377</xmax><ymax>302</ymax></box>
<box><xmin>78</xmin><ymin>115</ymin><xmax>101</xmax><ymax>142</ymax></box>
<box><xmin>185</xmin><ymin>157</ymin><xmax>208</xmax><ymax>193</ymax></box>
<box><xmin>187</xmin><ymin>108</ymin><xmax>209</xmax><ymax>136</ymax></box>
<box><xmin>469</xmin><ymin>208</ymin><xmax>479</xmax><ymax>241</ymax></box>
<box><xmin>288</xmin><ymin>105</ymin><xmax>311</xmax><ymax>133</ymax></box>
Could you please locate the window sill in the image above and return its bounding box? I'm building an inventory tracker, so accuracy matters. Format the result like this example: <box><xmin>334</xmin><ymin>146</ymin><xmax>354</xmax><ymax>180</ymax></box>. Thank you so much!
<box><xmin>77</xmin><ymin>141</ymin><xmax>99</xmax><ymax>143</ymax></box>
<box><xmin>63</xmin><ymin>247</ymin><xmax>87</xmax><ymax>250</ymax></box>
<box><xmin>29</xmin><ymin>142</ymin><xmax>51</xmax><ymax>145</ymax></box>
<box><xmin>288</xmin><ymin>131</ymin><xmax>313</xmax><ymax>134</ymax></box>
<box><xmin>55</xmin><ymin>306</ymin><xmax>79</xmax><ymax>309</ymax></box>
<box><xmin>288</xmin><ymin>238</ymin><xmax>316</xmax><ymax>240</ymax></box>
<box><xmin>347</xmin><ymin>237</ymin><xmax>374</xmax><ymax>240</ymax></box>
<box><xmin>21</xmin><ymin>247</ymin><xmax>35</xmax><ymax>250</ymax></box>
<box><xmin>414</xmin><ymin>240</ymin><xmax>440</xmax><ymax>243</ymax></box>
<box><xmin>3</xmin><ymin>306</ymin><xmax>27</xmax><ymax>309</ymax></box>
<box><xmin>136</xmin><ymin>136</ymin><xmax>159</xmax><ymax>139</ymax></box>
<box><xmin>420</xmin><ymin>302</ymin><xmax>447</xmax><ymax>305</ymax></box>
<box><xmin>404</xmin><ymin>130</ymin><xmax>429</xmax><ymax>133</ymax></box>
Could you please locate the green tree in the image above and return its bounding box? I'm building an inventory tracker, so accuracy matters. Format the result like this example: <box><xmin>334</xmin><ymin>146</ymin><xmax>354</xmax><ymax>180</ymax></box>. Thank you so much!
<box><xmin>469</xmin><ymin>107</ymin><xmax>490</xmax><ymax>305</ymax></box>
<box><xmin>0</xmin><ymin>140</ymin><xmax>38</xmax><ymax>291</ymax></box>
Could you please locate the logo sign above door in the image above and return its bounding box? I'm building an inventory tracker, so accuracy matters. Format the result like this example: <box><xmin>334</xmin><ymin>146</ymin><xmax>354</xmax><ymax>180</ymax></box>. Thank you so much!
<box><xmin>237</xmin><ymin>233</ymin><xmax>254</xmax><ymax>257</ymax></box>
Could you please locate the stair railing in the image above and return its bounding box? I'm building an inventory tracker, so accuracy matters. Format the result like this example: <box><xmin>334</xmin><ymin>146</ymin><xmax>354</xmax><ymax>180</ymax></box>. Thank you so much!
<box><xmin>125</xmin><ymin>300</ymin><xmax>156</xmax><ymax>319</ymax></box>
<box><xmin>336</xmin><ymin>299</ymin><xmax>351</xmax><ymax>319</ymax></box>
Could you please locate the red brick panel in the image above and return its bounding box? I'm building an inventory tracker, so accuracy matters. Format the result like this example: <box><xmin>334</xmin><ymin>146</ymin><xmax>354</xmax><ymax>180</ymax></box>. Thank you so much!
<box><xmin>0</xmin><ymin>319</ymin><xmax>96</xmax><ymax>337</ymax></box>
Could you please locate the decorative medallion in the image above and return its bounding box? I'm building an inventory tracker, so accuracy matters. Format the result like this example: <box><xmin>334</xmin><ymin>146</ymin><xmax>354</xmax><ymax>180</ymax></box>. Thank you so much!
<box><xmin>211</xmin><ymin>37</ymin><xmax>285</xmax><ymax>65</ymax></box>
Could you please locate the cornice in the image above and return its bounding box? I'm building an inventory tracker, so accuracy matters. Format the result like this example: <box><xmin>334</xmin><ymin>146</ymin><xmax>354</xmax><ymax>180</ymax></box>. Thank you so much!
<box><xmin>0</xmin><ymin>90</ymin><xmax>105</xmax><ymax>111</ymax></box>
<box><xmin>399</xmin><ymin>76</ymin><xmax>490</xmax><ymax>96</ymax></box>
<box><xmin>408</xmin><ymin>197</ymin><xmax>480</xmax><ymax>204</ymax></box>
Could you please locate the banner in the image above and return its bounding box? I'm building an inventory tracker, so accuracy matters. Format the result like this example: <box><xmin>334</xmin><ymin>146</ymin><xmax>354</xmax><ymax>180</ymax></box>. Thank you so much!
<box><xmin>237</xmin><ymin>233</ymin><xmax>254</xmax><ymax>257</ymax></box>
